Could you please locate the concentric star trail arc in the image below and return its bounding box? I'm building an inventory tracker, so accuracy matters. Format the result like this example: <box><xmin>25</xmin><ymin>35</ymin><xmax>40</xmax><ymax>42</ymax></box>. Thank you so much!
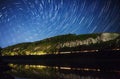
<box><xmin>0</xmin><ymin>0</ymin><xmax>120</xmax><ymax>47</ymax></box>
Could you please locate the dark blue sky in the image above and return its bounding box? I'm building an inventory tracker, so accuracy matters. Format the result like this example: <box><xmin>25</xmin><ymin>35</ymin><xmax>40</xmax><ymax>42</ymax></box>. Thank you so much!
<box><xmin>0</xmin><ymin>0</ymin><xmax>120</xmax><ymax>48</ymax></box>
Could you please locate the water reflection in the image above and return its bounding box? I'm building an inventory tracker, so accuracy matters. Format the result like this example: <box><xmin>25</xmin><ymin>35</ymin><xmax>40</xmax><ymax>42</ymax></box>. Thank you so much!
<box><xmin>0</xmin><ymin>60</ymin><xmax>14</xmax><ymax>79</ymax></box>
<box><xmin>8</xmin><ymin>64</ymin><xmax>120</xmax><ymax>79</ymax></box>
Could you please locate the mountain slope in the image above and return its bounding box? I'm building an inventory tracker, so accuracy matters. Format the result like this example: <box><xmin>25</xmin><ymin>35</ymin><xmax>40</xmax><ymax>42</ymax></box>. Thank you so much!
<box><xmin>2</xmin><ymin>33</ymin><xmax>120</xmax><ymax>56</ymax></box>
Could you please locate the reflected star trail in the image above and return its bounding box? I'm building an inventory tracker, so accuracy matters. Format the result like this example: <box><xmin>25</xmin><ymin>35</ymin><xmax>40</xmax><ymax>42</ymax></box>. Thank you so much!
<box><xmin>0</xmin><ymin>0</ymin><xmax>120</xmax><ymax>47</ymax></box>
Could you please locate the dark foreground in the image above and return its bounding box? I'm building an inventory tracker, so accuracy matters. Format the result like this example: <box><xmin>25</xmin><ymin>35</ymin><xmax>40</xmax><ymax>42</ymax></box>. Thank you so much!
<box><xmin>0</xmin><ymin>59</ymin><xmax>14</xmax><ymax>79</ymax></box>
<box><xmin>1</xmin><ymin>50</ymin><xmax>120</xmax><ymax>71</ymax></box>
<box><xmin>1</xmin><ymin>50</ymin><xmax>120</xmax><ymax>79</ymax></box>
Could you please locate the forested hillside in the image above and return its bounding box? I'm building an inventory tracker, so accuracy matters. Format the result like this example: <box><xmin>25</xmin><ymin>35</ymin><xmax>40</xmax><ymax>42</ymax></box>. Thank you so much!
<box><xmin>2</xmin><ymin>33</ymin><xmax>120</xmax><ymax>56</ymax></box>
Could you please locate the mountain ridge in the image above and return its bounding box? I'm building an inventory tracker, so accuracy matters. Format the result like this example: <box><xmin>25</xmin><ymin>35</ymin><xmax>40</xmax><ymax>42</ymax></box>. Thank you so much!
<box><xmin>2</xmin><ymin>33</ymin><xmax>120</xmax><ymax>56</ymax></box>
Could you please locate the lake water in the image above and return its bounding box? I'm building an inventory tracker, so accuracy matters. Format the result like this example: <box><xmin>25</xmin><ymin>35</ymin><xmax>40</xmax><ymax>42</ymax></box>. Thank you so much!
<box><xmin>6</xmin><ymin>64</ymin><xmax>120</xmax><ymax>79</ymax></box>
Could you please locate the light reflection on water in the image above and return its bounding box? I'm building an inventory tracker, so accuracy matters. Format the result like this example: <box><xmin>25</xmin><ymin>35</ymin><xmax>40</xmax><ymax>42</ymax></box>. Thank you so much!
<box><xmin>8</xmin><ymin>64</ymin><xmax>120</xmax><ymax>79</ymax></box>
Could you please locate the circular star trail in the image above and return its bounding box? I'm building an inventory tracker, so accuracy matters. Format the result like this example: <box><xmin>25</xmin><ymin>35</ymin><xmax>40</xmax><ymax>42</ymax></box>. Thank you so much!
<box><xmin>0</xmin><ymin>0</ymin><xmax>120</xmax><ymax>48</ymax></box>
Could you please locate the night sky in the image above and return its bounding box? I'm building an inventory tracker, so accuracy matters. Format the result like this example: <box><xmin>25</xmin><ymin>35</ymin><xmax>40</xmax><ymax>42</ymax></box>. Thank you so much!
<box><xmin>0</xmin><ymin>0</ymin><xmax>120</xmax><ymax>48</ymax></box>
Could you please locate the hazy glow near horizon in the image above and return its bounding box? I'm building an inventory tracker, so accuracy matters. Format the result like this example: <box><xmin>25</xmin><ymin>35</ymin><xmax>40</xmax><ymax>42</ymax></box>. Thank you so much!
<box><xmin>0</xmin><ymin>0</ymin><xmax>120</xmax><ymax>47</ymax></box>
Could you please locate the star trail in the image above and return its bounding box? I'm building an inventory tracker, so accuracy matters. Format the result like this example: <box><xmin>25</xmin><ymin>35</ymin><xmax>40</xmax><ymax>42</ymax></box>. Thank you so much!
<box><xmin>0</xmin><ymin>0</ymin><xmax>120</xmax><ymax>48</ymax></box>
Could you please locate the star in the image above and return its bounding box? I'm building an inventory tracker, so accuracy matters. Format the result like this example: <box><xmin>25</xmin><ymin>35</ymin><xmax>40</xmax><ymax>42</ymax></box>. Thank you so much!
<box><xmin>0</xmin><ymin>0</ymin><xmax>120</xmax><ymax>48</ymax></box>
